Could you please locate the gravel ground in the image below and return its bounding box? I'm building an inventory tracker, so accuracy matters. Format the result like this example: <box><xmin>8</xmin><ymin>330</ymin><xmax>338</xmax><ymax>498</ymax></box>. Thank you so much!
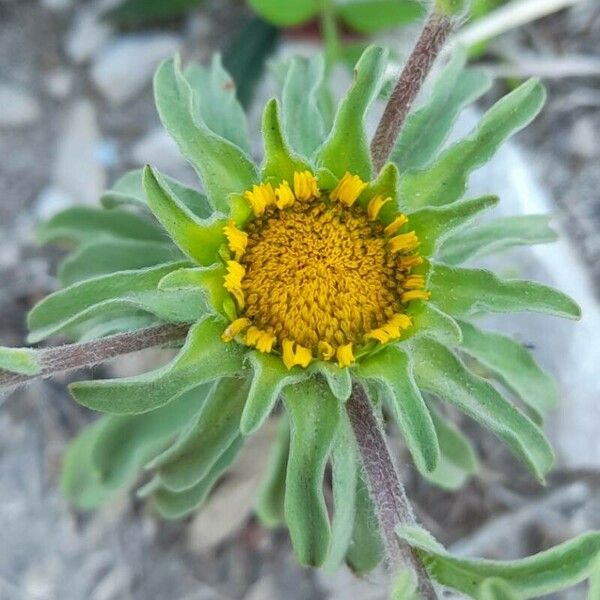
<box><xmin>1</xmin><ymin>1</ymin><xmax>599</xmax><ymax>598</ymax></box>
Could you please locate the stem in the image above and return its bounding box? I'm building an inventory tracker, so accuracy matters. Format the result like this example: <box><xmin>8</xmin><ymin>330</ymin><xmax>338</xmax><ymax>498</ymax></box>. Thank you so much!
<box><xmin>370</xmin><ymin>11</ymin><xmax>455</xmax><ymax>173</ymax></box>
<box><xmin>347</xmin><ymin>383</ymin><xmax>439</xmax><ymax>599</ymax></box>
<box><xmin>0</xmin><ymin>323</ymin><xmax>191</xmax><ymax>390</ymax></box>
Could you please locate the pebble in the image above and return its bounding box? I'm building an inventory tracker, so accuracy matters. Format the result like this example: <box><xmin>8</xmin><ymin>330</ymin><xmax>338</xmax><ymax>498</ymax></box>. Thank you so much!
<box><xmin>53</xmin><ymin>100</ymin><xmax>106</xmax><ymax>206</ymax></box>
<box><xmin>43</xmin><ymin>69</ymin><xmax>74</xmax><ymax>99</ymax></box>
<box><xmin>90</xmin><ymin>34</ymin><xmax>181</xmax><ymax>105</ymax></box>
<box><xmin>0</xmin><ymin>84</ymin><xmax>41</xmax><ymax>128</ymax></box>
<box><xmin>40</xmin><ymin>0</ymin><xmax>72</xmax><ymax>10</ymax></box>
<box><xmin>33</xmin><ymin>186</ymin><xmax>75</xmax><ymax>221</ymax></box>
<box><xmin>131</xmin><ymin>127</ymin><xmax>191</xmax><ymax>181</ymax></box>
<box><xmin>65</xmin><ymin>6</ymin><xmax>113</xmax><ymax>65</ymax></box>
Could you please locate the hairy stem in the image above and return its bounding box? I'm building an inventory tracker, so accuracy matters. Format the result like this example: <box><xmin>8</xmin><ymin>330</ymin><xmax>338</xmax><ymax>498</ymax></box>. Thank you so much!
<box><xmin>347</xmin><ymin>383</ymin><xmax>439</xmax><ymax>599</ymax></box>
<box><xmin>370</xmin><ymin>11</ymin><xmax>455</xmax><ymax>172</ymax></box>
<box><xmin>0</xmin><ymin>323</ymin><xmax>191</xmax><ymax>390</ymax></box>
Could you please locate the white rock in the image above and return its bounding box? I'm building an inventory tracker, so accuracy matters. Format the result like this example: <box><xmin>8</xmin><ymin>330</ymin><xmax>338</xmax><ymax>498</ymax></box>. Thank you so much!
<box><xmin>90</xmin><ymin>34</ymin><xmax>180</xmax><ymax>105</ymax></box>
<box><xmin>65</xmin><ymin>6</ymin><xmax>113</xmax><ymax>65</ymax></box>
<box><xmin>131</xmin><ymin>127</ymin><xmax>191</xmax><ymax>181</ymax></box>
<box><xmin>0</xmin><ymin>84</ymin><xmax>41</xmax><ymax>127</ymax></box>
<box><xmin>53</xmin><ymin>100</ymin><xmax>106</xmax><ymax>206</ymax></box>
<box><xmin>33</xmin><ymin>186</ymin><xmax>75</xmax><ymax>221</ymax></box>
<box><xmin>40</xmin><ymin>0</ymin><xmax>72</xmax><ymax>10</ymax></box>
<box><xmin>43</xmin><ymin>69</ymin><xmax>74</xmax><ymax>99</ymax></box>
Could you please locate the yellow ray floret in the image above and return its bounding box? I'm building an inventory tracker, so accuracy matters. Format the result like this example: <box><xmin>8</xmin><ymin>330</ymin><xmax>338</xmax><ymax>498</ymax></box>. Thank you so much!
<box><xmin>401</xmin><ymin>290</ymin><xmax>431</xmax><ymax>303</ymax></box>
<box><xmin>244</xmin><ymin>182</ymin><xmax>276</xmax><ymax>216</ymax></box>
<box><xmin>403</xmin><ymin>274</ymin><xmax>426</xmax><ymax>290</ymax></box>
<box><xmin>223</xmin><ymin>219</ymin><xmax>248</xmax><ymax>260</ymax></box>
<box><xmin>365</xmin><ymin>314</ymin><xmax>412</xmax><ymax>344</ymax></box>
<box><xmin>398</xmin><ymin>255</ymin><xmax>424</xmax><ymax>269</ymax></box>
<box><xmin>222</xmin><ymin>317</ymin><xmax>251</xmax><ymax>342</ymax></box>
<box><xmin>224</xmin><ymin>260</ymin><xmax>245</xmax><ymax>309</ymax></box>
<box><xmin>282</xmin><ymin>339</ymin><xmax>313</xmax><ymax>370</ymax></box>
<box><xmin>384</xmin><ymin>214</ymin><xmax>408</xmax><ymax>236</ymax></box>
<box><xmin>389</xmin><ymin>231</ymin><xmax>420</xmax><ymax>254</ymax></box>
<box><xmin>331</xmin><ymin>172</ymin><xmax>368</xmax><ymax>207</ymax></box>
<box><xmin>318</xmin><ymin>341</ymin><xmax>335</xmax><ymax>361</ymax></box>
<box><xmin>275</xmin><ymin>180</ymin><xmax>295</xmax><ymax>209</ymax></box>
<box><xmin>293</xmin><ymin>171</ymin><xmax>319</xmax><ymax>201</ymax></box>
<box><xmin>245</xmin><ymin>326</ymin><xmax>276</xmax><ymax>353</ymax></box>
<box><xmin>367</xmin><ymin>195</ymin><xmax>392</xmax><ymax>220</ymax></box>
<box><xmin>336</xmin><ymin>343</ymin><xmax>355</xmax><ymax>368</ymax></box>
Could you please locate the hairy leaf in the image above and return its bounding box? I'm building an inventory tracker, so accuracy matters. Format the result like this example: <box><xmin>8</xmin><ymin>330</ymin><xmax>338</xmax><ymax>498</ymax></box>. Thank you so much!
<box><xmin>0</xmin><ymin>346</ymin><xmax>40</xmax><ymax>376</ymax></box>
<box><xmin>316</xmin><ymin>45</ymin><xmax>388</xmax><ymax>179</ymax></box>
<box><xmin>478</xmin><ymin>579</ymin><xmax>519</xmax><ymax>600</ymax></box>
<box><xmin>439</xmin><ymin>214</ymin><xmax>558</xmax><ymax>265</ymax></box>
<box><xmin>410</xmin><ymin>337</ymin><xmax>554</xmax><ymax>482</ymax></box>
<box><xmin>430</xmin><ymin>264</ymin><xmax>581</xmax><ymax>320</ymax></box>
<box><xmin>283</xmin><ymin>377</ymin><xmax>341</xmax><ymax>566</ymax></box>
<box><xmin>69</xmin><ymin>317</ymin><xmax>245</xmax><ymax>414</ymax></box>
<box><xmin>409</xmin><ymin>303</ymin><xmax>462</xmax><ymax>346</ymax></box>
<box><xmin>315</xmin><ymin>362</ymin><xmax>352</xmax><ymax>402</ymax></box>
<box><xmin>397</xmin><ymin>525</ymin><xmax>600</xmax><ymax>599</ymax></box>
<box><xmin>400</xmin><ymin>79</ymin><xmax>546</xmax><ymax>209</ymax></box>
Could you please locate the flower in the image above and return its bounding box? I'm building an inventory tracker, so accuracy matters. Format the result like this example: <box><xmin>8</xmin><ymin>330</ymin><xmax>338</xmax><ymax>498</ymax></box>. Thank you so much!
<box><xmin>221</xmin><ymin>170</ymin><xmax>428</xmax><ymax>369</ymax></box>
<box><xmin>26</xmin><ymin>48</ymin><xmax>580</xmax><ymax>570</ymax></box>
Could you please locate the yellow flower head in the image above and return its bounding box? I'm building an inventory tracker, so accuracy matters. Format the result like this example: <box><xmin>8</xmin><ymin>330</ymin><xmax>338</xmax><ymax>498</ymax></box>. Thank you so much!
<box><xmin>222</xmin><ymin>171</ymin><xmax>428</xmax><ymax>369</ymax></box>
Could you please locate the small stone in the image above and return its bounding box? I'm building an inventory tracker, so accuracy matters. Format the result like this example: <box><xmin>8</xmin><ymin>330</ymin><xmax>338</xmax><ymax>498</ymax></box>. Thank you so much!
<box><xmin>0</xmin><ymin>84</ymin><xmax>41</xmax><ymax>128</ymax></box>
<box><xmin>569</xmin><ymin>117</ymin><xmax>597</xmax><ymax>160</ymax></box>
<box><xmin>33</xmin><ymin>186</ymin><xmax>75</xmax><ymax>221</ymax></box>
<box><xmin>65</xmin><ymin>6</ymin><xmax>113</xmax><ymax>64</ymax></box>
<box><xmin>43</xmin><ymin>69</ymin><xmax>74</xmax><ymax>99</ymax></box>
<box><xmin>90</xmin><ymin>34</ymin><xmax>180</xmax><ymax>105</ymax></box>
<box><xmin>53</xmin><ymin>100</ymin><xmax>106</xmax><ymax>206</ymax></box>
<box><xmin>131</xmin><ymin>127</ymin><xmax>190</xmax><ymax>180</ymax></box>
<box><xmin>40</xmin><ymin>0</ymin><xmax>72</xmax><ymax>10</ymax></box>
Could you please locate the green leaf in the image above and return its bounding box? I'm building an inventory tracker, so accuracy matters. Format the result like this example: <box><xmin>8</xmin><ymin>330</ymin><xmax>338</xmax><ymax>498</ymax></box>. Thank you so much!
<box><xmin>439</xmin><ymin>214</ymin><xmax>558</xmax><ymax>265</ymax></box>
<box><xmin>478</xmin><ymin>579</ymin><xmax>519</xmax><ymax>600</ymax></box>
<box><xmin>458</xmin><ymin>320</ymin><xmax>558</xmax><ymax>417</ymax></box>
<box><xmin>283</xmin><ymin>377</ymin><xmax>341</xmax><ymax>567</ymax></box>
<box><xmin>316</xmin><ymin>45</ymin><xmax>388</xmax><ymax>179</ymax></box>
<box><xmin>358</xmin><ymin>162</ymin><xmax>400</xmax><ymax>221</ymax></box>
<box><xmin>152</xmin><ymin>436</ymin><xmax>244</xmax><ymax>519</ymax></box>
<box><xmin>247</xmin><ymin>0</ymin><xmax>319</xmax><ymax>26</ymax></box>
<box><xmin>314</xmin><ymin>362</ymin><xmax>352</xmax><ymax>401</ymax></box>
<box><xmin>154</xmin><ymin>57</ymin><xmax>257</xmax><ymax>212</ymax></box>
<box><xmin>143</xmin><ymin>166</ymin><xmax>226</xmax><ymax>266</ymax></box>
<box><xmin>58</xmin><ymin>239</ymin><xmax>180</xmax><ymax>286</ymax></box>
<box><xmin>397</xmin><ymin>525</ymin><xmax>600</xmax><ymax>599</ymax></box>
<box><xmin>324</xmin><ymin>412</ymin><xmax>358</xmax><ymax>572</ymax></box>
<box><xmin>27</xmin><ymin>262</ymin><xmax>196</xmax><ymax>343</ymax></box>
<box><xmin>400</xmin><ymin>79</ymin><xmax>546</xmax><ymax>209</ymax></box>
<box><xmin>102</xmin><ymin>0</ymin><xmax>204</xmax><ymax>27</ymax></box>
<box><xmin>409</xmin><ymin>303</ymin><xmax>462</xmax><ymax>346</ymax></box>
<box><xmin>423</xmin><ymin>402</ymin><xmax>478</xmax><ymax>490</ymax></box>
<box><xmin>158</xmin><ymin>264</ymin><xmax>229</xmax><ymax>316</ymax></box>
<box><xmin>241</xmin><ymin>352</ymin><xmax>304</xmax><ymax>436</ymax></box>
<box><xmin>256</xmin><ymin>417</ymin><xmax>289</xmax><ymax>528</ymax></box>
<box><xmin>38</xmin><ymin>207</ymin><xmax>164</xmax><ymax>247</ymax></box>
<box><xmin>279</xmin><ymin>54</ymin><xmax>331</xmax><ymax>157</ymax></box>
<box><xmin>588</xmin><ymin>555</ymin><xmax>600</xmax><ymax>600</ymax></box>
<box><xmin>338</xmin><ymin>0</ymin><xmax>425</xmax><ymax>34</ymax></box>
<box><xmin>390</xmin><ymin>569</ymin><xmax>422</xmax><ymax>600</ymax></box>
<box><xmin>409</xmin><ymin>195</ymin><xmax>499</xmax><ymax>255</ymax></box>
<box><xmin>345</xmin><ymin>472</ymin><xmax>384</xmax><ymax>574</ymax></box>
<box><xmin>101</xmin><ymin>168</ymin><xmax>211</xmax><ymax>218</ymax></box>
<box><xmin>430</xmin><ymin>264</ymin><xmax>581</xmax><ymax>320</ymax></box>
<box><xmin>149</xmin><ymin>377</ymin><xmax>249</xmax><ymax>491</ymax></box>
<box><xmin>357</xmin><ymin>346</ymin><xmax>439</xmax><ymax>474</ymax></box>
<box><xmin>185</xmin><ymin>55</ymin><xmax>251</xmax><ymax>153</ymax></box>
<box><xmin>62</xmin><ymin>420</ymin><xmax>116</xmax><ymax>510</ymax></box>
<box><xmin>393</xmin><ymin>48</ymin><xmax>491</xmax><ymax>172</ymax></box>
<box><xmin>0</xmin><ymin>346</ymin><xmax>40</xmax><ymax>376</ymax></box>
<box><xmin>410</xmin><ymin>337</ymin><xmax>554</xmax><ymax>482</ymax></box>
<box><xmin>91</xmin><ymin>384</ymin><xmax>211</xmax><ymax>490</ymax></box>
<box><xmin>260</xmin><ymin>98</ymin><xmax>311</xmax><ymax>185</ymax></box>
<box><xmin>69</xmin><ymin>317</ymin><xmax>245</xmax><ymax>414</ymax></box>
<box><xmin>223</xmin><ymin>17</ymin><xmax>279</xmax><ymax>108</ymax></box>
<box><xmin>76</xmin><ymin>313</ymin><xmax>158</xmax><ymax>342</ymax></box>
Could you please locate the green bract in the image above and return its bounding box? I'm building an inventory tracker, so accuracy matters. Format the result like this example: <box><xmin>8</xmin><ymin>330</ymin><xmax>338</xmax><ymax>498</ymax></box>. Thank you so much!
<box><xmin>0</xmin><ymin>45</ymin><xmax>583</xmax><ymax>589</ymax></box>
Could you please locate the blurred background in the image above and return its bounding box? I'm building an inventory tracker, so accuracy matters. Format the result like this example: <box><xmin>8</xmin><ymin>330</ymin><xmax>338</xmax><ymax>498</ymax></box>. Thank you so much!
<box><xmin>0</xmin><ymin>0</ymin><xmax>599</xmax><ymax>598</ymax></box>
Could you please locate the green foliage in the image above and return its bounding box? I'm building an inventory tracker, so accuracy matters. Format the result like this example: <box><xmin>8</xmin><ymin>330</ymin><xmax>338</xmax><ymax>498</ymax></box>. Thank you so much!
<box><xmin>397</xmin><ymin>526</ymin><xmax>600</xmax><ymax>598</ymax></box>
<box><xmin>0</xmin><ymin>346</ymin><xmax>40</xmax><ymax>376</ymax></box>
<box><xmin>102</xmin><ymin>0</ymin><xmax>205</xmax><ymax>27</ymax></box>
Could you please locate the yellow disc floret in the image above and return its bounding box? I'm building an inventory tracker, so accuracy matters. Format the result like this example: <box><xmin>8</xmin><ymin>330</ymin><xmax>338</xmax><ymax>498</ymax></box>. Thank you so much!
<box><xmin>221</xmin><ymin>171</ymin><xmax>429</xmax><ymax>369</ymax></box>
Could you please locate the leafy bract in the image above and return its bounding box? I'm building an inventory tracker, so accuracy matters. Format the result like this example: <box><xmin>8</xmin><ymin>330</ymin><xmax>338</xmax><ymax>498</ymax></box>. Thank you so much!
<box><xmin>154</xmin><ymin>57</ymin><xmax>257</xmax><ymax>212</ymax></box>
<box><xmin>0</xmin><ymin>346</ymin><xmax>40</xmax><ymax>376</ymax></box>
<box><xmin>27</xmin><ymin>262</ymin><xmax>198</xmax><ymax>343</ymax></box>
<box><xmin>400</xmin><ymin>78</ymin><xmax>546</xmax><ymax>209</ymax></box>
<box><xmin>397</xmin><ymin>525</ymin><xmax>600</xmax><ymax>599</ymax></box>
<box><xmin>430</xmin><ymin>264</ymin><xmax>581</xmax><ymax>320</ymax></box>
<box><xmin>316</xmin><ymin>45</ymin><xmax>388</xmax><ymax>179</ymax></box>
<box><xmin>283</xmin><ymin>377</ymin><xmax>341</xmax><ymax>567</ymax></box>
<box><xmin>143</xmin><ymin>166</ymin><xmax>226</xmax><ymax>266</ymax></box>
<box><xmin>458</xmin><ymin>320</ymin><xmax>558</xmax><ymax>417</ymax></box>
<box><xmin>357</xmin><ymin>346</ymin><xmax>439</xmax><ymax>474</ymax></box>
<box><xmin>410</xmin><ymin>337</ymin><xmax>554</xmax><ymax>482</ymax></box>
<box><xmin>69</xmin><ymin>317</ymin><xmax>245</xmax><ymax>414</ymax></box>
<box><xmin>393</xmin><ymin>48</ymin><xmax>491</xmax><ymax>172</ymax></box>
<box><xmin>185</xmin><ymin>55</ymin><xmax>251</xmax><ymax>153</ymax></box>
<box><xmin>439</xmin><ymin>214</ymin><xmax>558</xmax><ymax>265</ymax></box>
